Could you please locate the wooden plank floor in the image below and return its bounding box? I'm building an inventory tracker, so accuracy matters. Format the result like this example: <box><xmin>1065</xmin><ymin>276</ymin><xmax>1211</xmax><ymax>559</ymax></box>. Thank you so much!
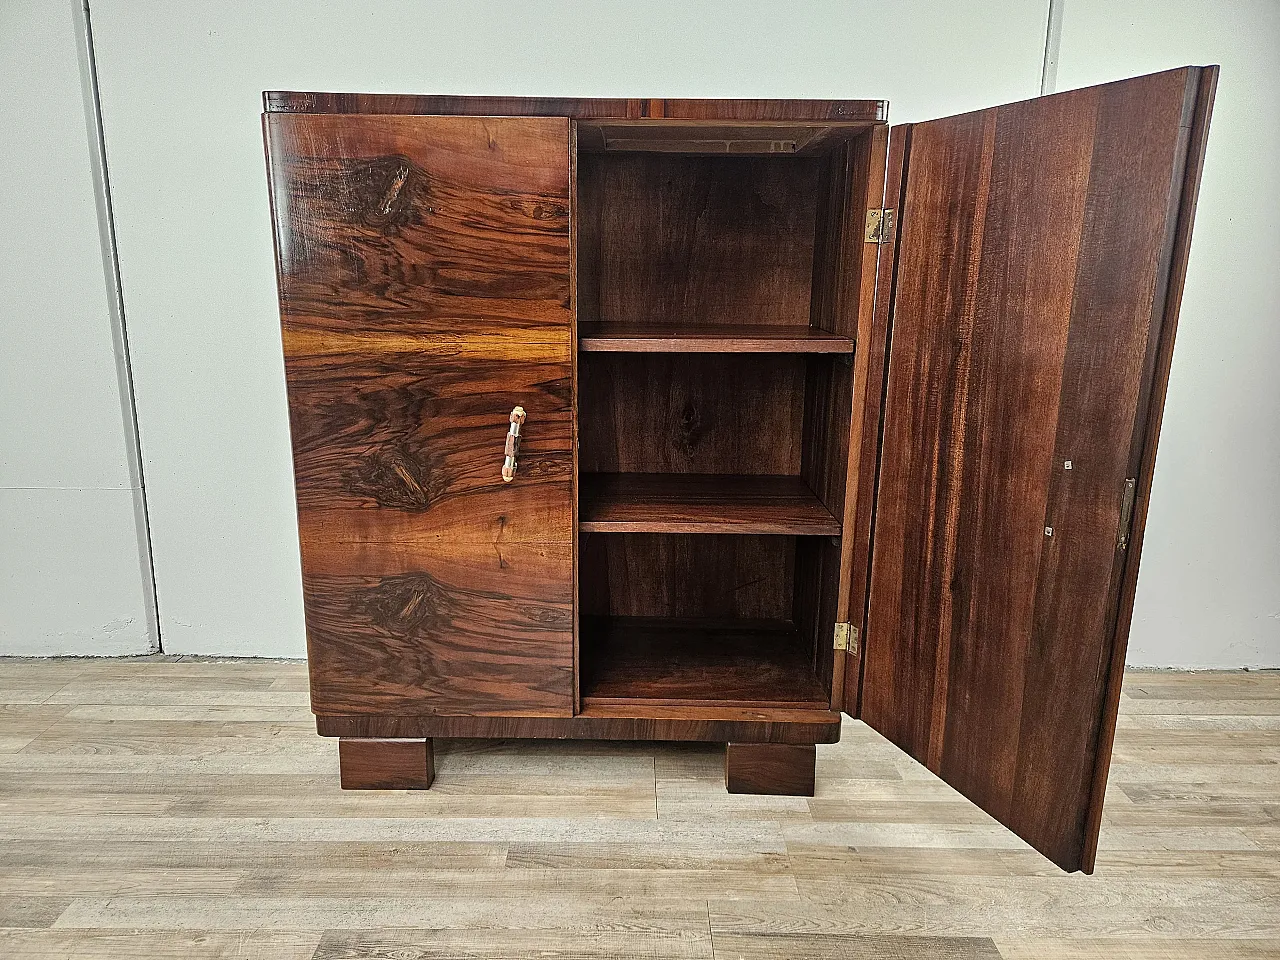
<box><xmin>0</xmin><ymin>660</ymin><xmax>1278</xmax><ymax>959</ymax></box>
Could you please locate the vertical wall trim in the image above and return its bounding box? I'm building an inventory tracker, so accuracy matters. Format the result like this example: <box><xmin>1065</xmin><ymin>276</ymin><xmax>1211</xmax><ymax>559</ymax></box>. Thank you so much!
<box><xmin>71</xmin><ymin>0</ymin><xmax>163</xmax><ymax>652</ymax></box>
<box><xmin>1040</xmin><ymin>0</ymin><xmax>1064</xmax><ymax>95</ymax></box>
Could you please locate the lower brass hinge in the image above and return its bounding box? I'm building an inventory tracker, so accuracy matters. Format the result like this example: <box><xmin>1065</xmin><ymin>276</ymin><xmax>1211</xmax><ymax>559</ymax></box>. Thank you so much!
<box><xmin>865</xmin><ymin>208</ymin><xmax>895</xmax><ymax>243</ymax></box>
<box><xmin>834</xmin><ymin>622</ymin><xmax>859</xmax><ymax>656</ymax></box>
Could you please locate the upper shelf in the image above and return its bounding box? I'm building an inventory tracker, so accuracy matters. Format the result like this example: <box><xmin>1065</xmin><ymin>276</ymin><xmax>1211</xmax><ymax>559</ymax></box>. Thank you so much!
<box><xmin>579</xmin><ymin>473</ymin><xmax>841</xmax><ymax>536</ymax></box>
<box><xmin>579</xmin><ymin>323</ymin><xmax>854</xmax><ymax>355</ymax></box>
<box><xmin>575</xmin><ymin>119</ymin><xmax>879</xmax><ymax>156</ymax></box>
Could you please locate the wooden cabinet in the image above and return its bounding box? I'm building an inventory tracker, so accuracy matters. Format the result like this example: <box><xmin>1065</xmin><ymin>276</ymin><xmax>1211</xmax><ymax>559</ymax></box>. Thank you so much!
<box><xmin>263</xmin><ymin>67</ymin><xmax>1217</xmax><ymax>874</ymax></box>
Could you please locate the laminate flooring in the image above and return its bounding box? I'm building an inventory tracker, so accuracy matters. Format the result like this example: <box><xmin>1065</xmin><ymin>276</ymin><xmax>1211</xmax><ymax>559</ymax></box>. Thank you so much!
<box><xmin>1</xmin><ymin>659</ymin><xmax>1278</xmax><ymax>958</ymax></box>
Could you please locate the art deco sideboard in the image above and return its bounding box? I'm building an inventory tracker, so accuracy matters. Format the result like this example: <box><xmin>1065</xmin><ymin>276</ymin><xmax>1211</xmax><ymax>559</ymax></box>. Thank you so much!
<box><xmin>263</xmin><ymin>66</ymin><xmax>1217</xmax><ymax>873</ymax></box>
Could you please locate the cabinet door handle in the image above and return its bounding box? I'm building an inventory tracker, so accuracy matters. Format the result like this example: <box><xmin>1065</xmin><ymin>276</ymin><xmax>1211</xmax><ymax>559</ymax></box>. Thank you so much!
<box><xmin>501</xmin><ymin>406</ymin><xmax>526</xmax><ymax>482</ymax></box>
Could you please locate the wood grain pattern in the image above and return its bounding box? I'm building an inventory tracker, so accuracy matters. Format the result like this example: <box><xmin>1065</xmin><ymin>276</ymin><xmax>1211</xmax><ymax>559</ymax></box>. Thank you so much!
<box><xmin>800</xmin><ymin>356</ymin><xmax>853</xmax><ymax>520</ymax></box>
<box><xmin>261</xmin><ymin>79</ymin><xmax>1216</xmax><ymax>830</ymax></box>
<box><xmin>338</xmin><ymin>738</ymin><xmax>434</xmax><ymax>789</ymax></box>
<box><xmin>579</xmin><ymin>353</ymin><xmax>805</xmax><ymax>475</ymax></box>
<box><xmin>577</xmin><ymin>153</ymin><xmax>820</xmax><ymax>328</ymax></box>
<box><xmin>267</xmin><ymin>114</ymin><xmax>572</xmax><ymax>331</ymax></box>
<box><xmin>1082</xmin><ymin>66</ymin><xmax>1220</xmax><ymax>875</ymax></box>
<box><xmin>579</xmin><ymin>473</ymin><xmax>840</xmax><ymax>535</ymax></box>
<box><xmin>860</xmin><ymin>68</ymin><xmax>1214</xmax><ymax>872</ymax></box>
<box><xmin>575</xmin><ymin>120</ymin><xmax>877</xmax><ymax>156</ymax></box>
<box><xmin>837</xmin><ymin>122</ymin><xmax>894</xmax><ymax>712</ymax></box>
<box><xmin>578</xmin><ymin>533</ymin><xmax>793</xmax><ymax>621</ymax></box>
<box><xmin>807</xmin><ymin>141</ymin><xmax>864</xmax><ymax>341</ymax></box>
<box><xmin>264</xmin><ymin>91</ymin><xmax>885</xmax><ymax>122</ymax></box>
<box><xmin>800</xmin><ymin>129</ymin><xmax>886</xmax><ymax>711</ymax></box>
<box><xmin>794</xmin><ymin>535</ymin><xmax>841</xmax><ymax>705</ymax></box>
<box><xmin>302</xmin><ymin>543</ymin><xmax>573</xmax><ymax>717</ymax></box>
<box><xmin>659</xmin><ymin>100</ymin><xmax>882</xmax><ymax>122</ymax></box>
<box><xmin>571</xmin><ymin>118</ymin><xmax>582</xmax><ymax>717</ymax></box>
<box><xmin>578</xmin><ymin>322</ymin><xmax>853</xmax><ymax>353</ymax></box>
<box><xmin>312</xmin><ymin>930</ymin><xmax>715</xmax><ymax>959</ymax></box>
<box><xmin>286</xmin><ymin>351</ymin><xmax>571</xmax><ymax>538</ymax></box>
<box><xmin>264</xmin><ymin>113</ymin><xmax>576</xmax><ymax>720</ymax></box>
<box><xmin>570</xmin><ymin>122</ymin><xmax>869</xmax><ymax>745</ymax></box>
<box><xmin>581</xmin><ymin>617</ymin><xmax>828</xmax><ymax>707</ymax></box>
<box><xmin>725</xmin><ymin>743</ymin><xmax>817</xmax><ymax>796</ymax></box>
<box><xmin>318</xmin><ymin>706</ymin><xmax>843</xmax><ymax>744</ymax></box>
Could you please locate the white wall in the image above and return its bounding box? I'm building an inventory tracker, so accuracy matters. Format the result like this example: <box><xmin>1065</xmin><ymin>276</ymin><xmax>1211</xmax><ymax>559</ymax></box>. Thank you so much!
<box><xmin>85</xmin><ymin>0</ymin><xmax>1049</xmax><ymax>657</ymax></box>
<box><xmin>8</xmin><ymin>1</ymin><xmax>1275</xmax><ymax>666</ymax></box>
<box><xmin>1057</xmin><ymin>0</ymin><xmax>1280</xmax><ymax>668</ymax></box>
<box><xmin>0</xmin><ymin>0</ymin><xmax>154</xmax><ymax>656</ymax></box>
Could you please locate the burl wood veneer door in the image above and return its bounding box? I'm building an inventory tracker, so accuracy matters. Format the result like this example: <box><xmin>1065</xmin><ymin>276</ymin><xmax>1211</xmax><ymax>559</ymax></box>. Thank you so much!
<box><xmin>265</xmin><ymin>114</ymin><xmax>574</xmax><ymax>717</ymax></box>
<box><xmin>859</xmin><ymin>67</ymin><xmax>1216</xmax><ymax>872</ymax></box>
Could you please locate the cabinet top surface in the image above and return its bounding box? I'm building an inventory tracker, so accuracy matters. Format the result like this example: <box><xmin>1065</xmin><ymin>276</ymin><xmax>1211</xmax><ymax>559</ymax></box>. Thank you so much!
<box><xmin>263</xmin><ymin>92</ymin><xmax>887</xmax><ymax>123</ymax></box>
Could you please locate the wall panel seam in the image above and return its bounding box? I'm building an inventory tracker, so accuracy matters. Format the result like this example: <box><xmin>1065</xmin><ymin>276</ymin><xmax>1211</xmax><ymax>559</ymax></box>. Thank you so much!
<box><xmin>72</xmin><ymin>0</ymin><xmax>162</xmax><ymax>652</ymax></box>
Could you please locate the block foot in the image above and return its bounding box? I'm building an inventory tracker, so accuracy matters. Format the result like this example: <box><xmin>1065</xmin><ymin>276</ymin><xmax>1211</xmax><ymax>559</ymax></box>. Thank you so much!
<box><xmin>725</xmin><ymin>742</ymin><xmax>816</xmax><ymax>796</ymax></box>
<box><xmin>338</xmin><ymin>738</ymin><xmax>435</xmax><ymax>790</ymax></box>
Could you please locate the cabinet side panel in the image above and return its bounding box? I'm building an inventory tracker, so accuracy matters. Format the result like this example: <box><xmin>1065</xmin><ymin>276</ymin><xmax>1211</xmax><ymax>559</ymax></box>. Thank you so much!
<box><xmin>570</xmin><ymin>119</ymin><xmax>581</xmax><ymax>715</ymax></box>
<box><xmin>836</xmin><ymin>123</ymin><xmax>892</xmax><ymax>712</ymax></box>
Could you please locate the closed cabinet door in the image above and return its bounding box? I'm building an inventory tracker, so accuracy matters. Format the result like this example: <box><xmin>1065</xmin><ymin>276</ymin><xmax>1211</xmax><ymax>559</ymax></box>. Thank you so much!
<box><xmin>855</xmin><ymin>67</ymin><xmax>1216</xmax><ymax>872</ymax></box>
<box><xmin>266</xmin><ymin>113</ymin><xmax>575</xmax><ymax>717</ymax></box>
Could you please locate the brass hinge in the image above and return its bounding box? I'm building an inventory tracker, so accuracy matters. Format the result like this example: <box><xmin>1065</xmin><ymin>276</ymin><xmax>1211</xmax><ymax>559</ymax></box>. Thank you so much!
<box><xmin>1117</xmin><ymin>478</ymin><xmax>1138</xmax><ymax>549</ymax></box>
<box><xmin>833</xmin><ymin>622</ymin><xmax>859</xmax><ymax>656</ymax></box>
<box><xmin>865</xmin><ymin>208</ymin><xmax>895</xmax><ymax>243</ymax></box>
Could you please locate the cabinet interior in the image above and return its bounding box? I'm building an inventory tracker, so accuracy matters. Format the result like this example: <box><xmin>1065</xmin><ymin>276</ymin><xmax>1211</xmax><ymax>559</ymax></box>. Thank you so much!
<box><xmin>575</xmin><ymin>121</ymin><xmax>873</xmax><ymax>710</ymax></box>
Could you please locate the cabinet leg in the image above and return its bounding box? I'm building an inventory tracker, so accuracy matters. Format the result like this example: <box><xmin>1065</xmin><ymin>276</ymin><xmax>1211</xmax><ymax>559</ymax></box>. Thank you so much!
<box><xmin>725</xmin><ymin>742</ymin><xmax>816</xmax><ymax>796</ymax></box>
<box><xmin>338</xmin><ymin>738</ymin><xmax>435</xmax><ymax>790</ymax></box>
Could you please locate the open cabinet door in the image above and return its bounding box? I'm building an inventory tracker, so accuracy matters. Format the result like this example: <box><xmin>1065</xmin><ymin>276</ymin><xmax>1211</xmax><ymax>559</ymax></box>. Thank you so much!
<box><xmin>856</xmin><ymin>67</ymin><xmax>1217</xmax><ymax>872</ymax></box>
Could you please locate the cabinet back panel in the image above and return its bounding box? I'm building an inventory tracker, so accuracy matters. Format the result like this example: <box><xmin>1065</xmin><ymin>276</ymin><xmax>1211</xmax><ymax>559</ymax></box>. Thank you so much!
<box><xmin>580</xmin><ymin>533</ymin><xmax>793</xmax><ymax>622</ymax></box>
<box><xmin>579</xmin><ymin>353</ymin><xmax>805</xmax><ymax>475</ymax></box>
<box><xmin>577</xmin><ymin>153</ymin><xmax>820</xmax><ymax>327</ymax></box>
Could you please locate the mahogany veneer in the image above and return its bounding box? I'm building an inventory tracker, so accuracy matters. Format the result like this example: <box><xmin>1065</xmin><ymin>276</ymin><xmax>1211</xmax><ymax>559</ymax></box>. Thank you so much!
<box><xmin>581</xmin><ymin>616</ymin><xmax>828</xmax><ymax>706</ymax></box>
<box><xmin>579</xmin><ymin>474</ymin><xmax>840</xmax><ymax>535</ymax></box>
<box><xmin>338</xmin><ymin>738</ymin><xmax>435</xmax><ymax>790</ymax></box>
<box><xmin>725</xmin><ymin>742</ymin><xmax>818</xmax><ymax>797</ymax></box>
<box><xmin>264</xmin><ymin>68</ymin><xmax>1216</xmax><ymax>873</ymax></box>
<box><xmin>578</xmin><ymin>322</ymin><xmax>854</xmax><ymax>354</ymax></box>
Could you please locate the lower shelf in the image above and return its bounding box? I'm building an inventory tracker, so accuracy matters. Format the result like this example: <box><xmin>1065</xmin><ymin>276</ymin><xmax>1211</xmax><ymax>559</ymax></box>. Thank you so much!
<box><xmin>581</xmin><ymin>616</ymin><xmax>829</xmax><ymax>708</ymax></box>
<box><xmin>579</xmin><ymin>473</ymin><xmax>841</xmax><ymax>535</ymax></box>
<box><xmin>578</xmin><ymin>321</ymin><xmax>855</xmax><ymax>354</ymax></box>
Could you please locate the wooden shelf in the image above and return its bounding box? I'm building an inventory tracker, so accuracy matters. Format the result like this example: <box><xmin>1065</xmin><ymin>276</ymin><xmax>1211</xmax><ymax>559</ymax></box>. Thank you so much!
<box><xmin>579</xmin><ymin>473</ymin><xmax>841</xmax><ymax>535</ymax></box>
<box><xmin>581</xmin><ymin>616</ymin><xmax>829</xmax><ymax>707</ymax></box>
<box><xmin>575</xmin><ymin>120</ymin><xmax>879</xmax><ymax>156</ymax></box>
<box><xmin>579</xmin><ymin>322</ymin><xmax>853</xmax><ymax>354</ymax></box>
